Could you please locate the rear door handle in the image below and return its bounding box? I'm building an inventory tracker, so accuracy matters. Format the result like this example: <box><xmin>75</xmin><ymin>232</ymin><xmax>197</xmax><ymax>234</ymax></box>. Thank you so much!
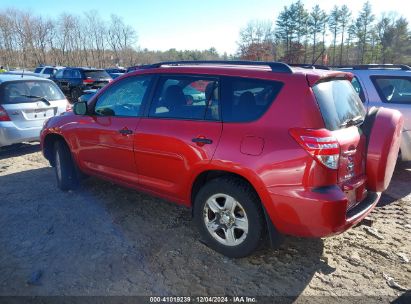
<box><xmin>192</xmin><ymin>137</ymin><xmax>213</xmax><ymax>146</ymax></box>
<box><xmin>119</xmin><ymin>129</ymin><xmax>133</xmax><ymax>135</ymax></box>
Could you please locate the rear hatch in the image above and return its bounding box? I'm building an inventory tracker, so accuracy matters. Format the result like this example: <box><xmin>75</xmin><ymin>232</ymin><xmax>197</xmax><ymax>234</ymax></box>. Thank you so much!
<box><xmin>312</xmin><ymin>78</ymin><xmax>368</xmax><ymax>209</ymax></box>
<box><xmin>83</xmin><ymin>70</ymin><xmax>112</xmax><ymax>90</ymax></box>
<box><xmin>0</xmin><ymin>80</ymin><xmax>67</xmax><ymax>129</ymax></box>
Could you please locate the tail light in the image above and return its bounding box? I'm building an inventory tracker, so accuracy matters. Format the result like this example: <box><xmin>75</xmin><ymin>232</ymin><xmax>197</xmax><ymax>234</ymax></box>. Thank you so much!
<box><xmin>0</xmin><ymin>105</ymin><xmax>11</xmax><ymax>121</ymax></box>
<box><xmin>290</xmin><ymin>128</ymin><xmax>340</xmax><ymax>169</ymax></box>
<box><xmin>83</xmin><ymin>78</ymin><xmax>94</xmax><ymax>84</ymax></box>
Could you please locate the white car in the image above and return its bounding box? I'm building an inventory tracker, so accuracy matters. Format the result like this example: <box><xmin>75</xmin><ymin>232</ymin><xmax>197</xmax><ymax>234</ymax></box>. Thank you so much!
<box><xmin>34</xmin><ymin>65</ymin><xmax>65</xmax><ymax>79</ymax></box>
<box><xmin>335</xmin><ymin>64</ymin><xmax>411</xmax><ymax>161</ymax></box>
<box><xmin>0</xmin><ymin>74</ymin><xmax>69</xmax><ymax>147</ymax></box>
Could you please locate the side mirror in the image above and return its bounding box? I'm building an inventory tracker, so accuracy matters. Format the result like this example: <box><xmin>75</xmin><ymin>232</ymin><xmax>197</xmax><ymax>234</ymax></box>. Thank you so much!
<box><xmin>73</xmin><ymin>101</ymin><xmax>87</xmax><ymax>115</ymax></box>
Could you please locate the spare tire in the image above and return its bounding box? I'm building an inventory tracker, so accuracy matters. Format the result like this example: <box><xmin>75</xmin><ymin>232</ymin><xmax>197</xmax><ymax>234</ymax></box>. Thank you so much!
<box><xmin>362</xmin><ymin>107</ymin><xmax>403</xmax><ymax>192</ymax></box>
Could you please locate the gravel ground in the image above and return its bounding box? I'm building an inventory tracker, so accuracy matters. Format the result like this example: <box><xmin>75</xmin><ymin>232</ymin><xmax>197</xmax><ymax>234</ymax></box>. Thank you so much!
<box><xmin>0</xmin><ymin>143</ymin><xmax>410</xmax><ymax>302</ymax></box>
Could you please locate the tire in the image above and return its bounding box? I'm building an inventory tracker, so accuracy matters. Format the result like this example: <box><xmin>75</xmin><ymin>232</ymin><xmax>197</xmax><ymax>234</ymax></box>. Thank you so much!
<box><xmin>70</xmin><ymin>87</ymin><xmax>81</xmax><ymax>102</ymax></box>
<box><xmin>362</xmin><ymin>107</ymin><xmax>403</xmax><ymax>192</ymax></box>
<box><xmin>54</xmin><ymin>140</ymin><xmax>79</xmax><ymax>191</ymax></box>
<box><xmin>193</xmin><ymin>177</ymin><xmax>264</xmax><ymax>258</ymax></box>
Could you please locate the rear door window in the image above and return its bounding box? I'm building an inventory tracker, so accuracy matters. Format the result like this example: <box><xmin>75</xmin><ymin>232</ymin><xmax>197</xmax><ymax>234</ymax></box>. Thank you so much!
<box><xmin>371</xmin><ymin>76</ymin><xmax>411</xmax><ymax>104</ymax></box>
<box><xmin>313</xmin><ymin>79</ymin><xmax>366</xmax><ymax>131</ymax></box>
<box><xmin>149</xmin><ymin>75</ymin><xmax>220</xmax><ymax>121</ymax></box>
<box><xmin>220</xmin><ymin>77</ymin><xmax>283</xmax><ymax>122</ymax></box>
<box><xmin>0</xmin><ymin>81</ymin><xmax>66</xmax><ymax>104</ymax></box>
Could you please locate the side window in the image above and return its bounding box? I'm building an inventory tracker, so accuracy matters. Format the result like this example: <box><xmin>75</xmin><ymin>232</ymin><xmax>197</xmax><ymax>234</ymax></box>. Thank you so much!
<box><xmin>43</xmin><ymin>68</ymin><xmax>54</xmax><ymax>75</ymax></box>
<box><xmin>94</xmin><ymin>75</ymin><xmax>152</xmax><ymax>117</ymax></box>
<box><xmin>73</xmin><ymin>70</ymin><xmax>81</xmax><ymax>79</ymax></box>
<box><xmin>220</xmin><ymin>77</ymin><xmax>283</xmax><ymax>122</ymax></box>
<box><xmin>34</xmin><ymin>67</ymin><xmax>43</xmax><ymax>73</ymax></box>
<box><xmin>54</xmin><ymin>69</ymin><xmax>64</xmax><ymax>79</ymax></box>
<box><xmin>371</xmin><ymin>76</ymin><xmax>411</xmax><ymax>104</ymax></box>
<box><xmin>149</xmin><ymin>76</ymin><xmax>220</xmax><ymax>120</ymax></box>
<box><xmin>63</xmin><ymin>69</ymin><xmax>72</xmax><ymax>78</ymax></box>
<box><xmin>351</xmin><ymin>76</ymin><xmax>365</xmax><ymax>103</ymax></box>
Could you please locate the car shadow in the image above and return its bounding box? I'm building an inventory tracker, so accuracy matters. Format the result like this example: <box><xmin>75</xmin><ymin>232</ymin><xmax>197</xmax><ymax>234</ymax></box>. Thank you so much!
<box><xmin>0</xmin><ymin>142</ymin><xmax>41</xmax><ymax>161</ymax></box>
<box><xmin>378</xmin><ymin>161</ymin><xmax>411</xmax><ymax>207</ymax></box>
<box><xmin>0</xmin><ymin>167</ymin><xmax>324</xmax><ymax>298</ymax></box>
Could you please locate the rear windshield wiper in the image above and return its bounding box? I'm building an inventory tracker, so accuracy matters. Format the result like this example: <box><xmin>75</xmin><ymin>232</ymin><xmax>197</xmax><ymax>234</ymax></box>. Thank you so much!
<box><xmin>340</xmin><ymin>115</ymin><xmax>364</xmax><ymax>128</ymax></box>
<box><xmin>19</xmin><ymin>94</ymin><xmax>51</xmax><ymax>106</ymax></box>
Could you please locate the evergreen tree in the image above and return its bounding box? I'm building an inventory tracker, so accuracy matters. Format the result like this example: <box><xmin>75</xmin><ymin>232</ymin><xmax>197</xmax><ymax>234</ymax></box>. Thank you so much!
<box><xmin>329</xmin><ymin>5</ymin><xmax>341</xmax><ymax>65</ymax></box>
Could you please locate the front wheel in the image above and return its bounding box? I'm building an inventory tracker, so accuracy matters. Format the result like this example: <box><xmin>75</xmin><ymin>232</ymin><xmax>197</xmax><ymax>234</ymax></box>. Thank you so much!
<box><xmin>194</xmin><ymin>177</ymin><xmax>265</xmax><ymax>258</ymax></box>
<box><xmin>54</xmin><ymin>141</ymin><xmax>79</xmax><ymax>191</ymax></box>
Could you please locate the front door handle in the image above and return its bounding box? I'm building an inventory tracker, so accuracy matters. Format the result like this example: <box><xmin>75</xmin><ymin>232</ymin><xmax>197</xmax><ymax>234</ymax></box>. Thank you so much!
<box><xmin>119</xmin><ymin>128</ymin><xmax>133</xmax><ymax>135</ymax></box>
<box><xmin>192</xmin><ymin>137</ymin><xmax>213</xmax><ymax>146</ymax></box>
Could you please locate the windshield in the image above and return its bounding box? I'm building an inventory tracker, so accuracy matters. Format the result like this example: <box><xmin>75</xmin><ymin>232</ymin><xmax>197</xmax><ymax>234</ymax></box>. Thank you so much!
<box><xmin>84</xmin><ymin>70</ymin><xmax>111</xmax><ymax>79</ymax></box>
<box><xmin>312</xmin><ymin>79</ymin><xmax>366</xmax><ymax>131</ymax></box>
<box><xmin>0</xmin><ymin>80</ymin><xmax>65</xmax><ymax>104</ymax></box>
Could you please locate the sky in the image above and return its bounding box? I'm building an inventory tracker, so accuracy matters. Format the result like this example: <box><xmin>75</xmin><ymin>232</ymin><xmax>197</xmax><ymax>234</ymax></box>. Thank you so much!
<box><xmin>1</xmin><ymin>0</ymin><xmax>410</xmax><ymax>54</ymax></box>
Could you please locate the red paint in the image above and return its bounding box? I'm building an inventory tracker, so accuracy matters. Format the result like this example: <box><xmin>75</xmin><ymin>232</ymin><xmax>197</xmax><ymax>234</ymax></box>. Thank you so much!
<box><xmin>41</xmin><ymin>65</ymin><xmax>402</xmax><ymax>238</ymax></box>
<box><xmin>366</xmin><ymin>108</ymin><xmax>403</xmax><ymax>192</ymax></box>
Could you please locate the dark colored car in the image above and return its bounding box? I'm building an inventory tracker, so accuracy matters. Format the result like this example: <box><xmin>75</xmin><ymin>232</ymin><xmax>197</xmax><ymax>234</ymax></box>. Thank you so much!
<box><xmin>41</xmin><ymin>61</ymin><xmax>403</xmax><ymax>258</ymax></box>
<box><xmin>51</xmin><ymin>67</ymin><xmax>112</xmax><ymax>102</ymax></box>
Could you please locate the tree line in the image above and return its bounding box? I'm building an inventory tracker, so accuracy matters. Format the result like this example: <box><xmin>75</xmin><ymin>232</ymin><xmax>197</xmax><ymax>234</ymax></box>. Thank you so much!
<box><xmin>0</xmin><ymin>8</ymin><xmax>220</xmax><ymax>69</ymax></box>
<box><xmin>0</xmin><ymin>2</ymin><xmax>410</xmax><ymax>69</ymax></box>
<box><xmin>238</xmin><ymin>1</ymin><xmax>411</xmax><ymax>65</ymax></box>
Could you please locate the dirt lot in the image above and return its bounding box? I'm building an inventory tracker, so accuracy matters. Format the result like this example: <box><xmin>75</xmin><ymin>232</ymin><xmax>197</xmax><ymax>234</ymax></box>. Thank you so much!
<box><xmin>0</xmin><ymin>143</ymin><xmax>410</xmax><ymax>302</ymax></box>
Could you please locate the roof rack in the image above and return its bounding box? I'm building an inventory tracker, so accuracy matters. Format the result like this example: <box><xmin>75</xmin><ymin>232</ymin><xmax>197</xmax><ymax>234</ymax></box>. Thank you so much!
<box><xmin>136</xmin><ymin>60</ymin><xmax>293</xmax><ymax>73</ymax></box>
<box><xmin>333</xmin><ymin>64</ymin><xmax>411</xmax><ymax>71</ymax></box>
<box><xmin>288</xmin><ymin>63</ymin><xmax>330</xmax><ymax>70</ymax></box>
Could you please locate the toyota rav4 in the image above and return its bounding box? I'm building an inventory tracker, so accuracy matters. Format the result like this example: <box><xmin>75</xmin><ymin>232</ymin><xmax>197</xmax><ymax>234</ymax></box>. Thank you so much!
<box><xmin>41</xmin><ymin>61</ymin><xmax>403</xmax><ymax>257</ymax></box>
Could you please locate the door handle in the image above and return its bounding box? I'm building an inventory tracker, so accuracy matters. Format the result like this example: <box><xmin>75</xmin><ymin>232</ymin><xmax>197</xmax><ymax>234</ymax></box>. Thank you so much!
<box><xmin>119</xmin><ymin>128</ymin><xmax>133</xmax><ymax>135</ymax></box>
<box><xmin>192</xmin><ymin>137</ymin><xmax>213</xmax><ymax>146</ymax></box>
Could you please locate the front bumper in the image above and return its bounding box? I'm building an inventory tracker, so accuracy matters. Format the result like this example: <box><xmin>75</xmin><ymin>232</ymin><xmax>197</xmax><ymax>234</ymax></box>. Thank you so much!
<box><xmin>266</xmin><ymin>185</ymin><xmax>380</xmax><ymax>237</ymax></box>
<box><xmin>0</xmin><ymin>122</ymin><xmax>41</xmax><ymax>147</ymax></box>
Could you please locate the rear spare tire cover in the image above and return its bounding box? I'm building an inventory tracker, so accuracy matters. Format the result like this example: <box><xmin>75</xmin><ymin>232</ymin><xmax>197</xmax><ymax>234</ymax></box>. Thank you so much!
<box><xmin>364</xmin><ymin>107</ymin><xmax>403</xmax><ymax>192</ymax></box>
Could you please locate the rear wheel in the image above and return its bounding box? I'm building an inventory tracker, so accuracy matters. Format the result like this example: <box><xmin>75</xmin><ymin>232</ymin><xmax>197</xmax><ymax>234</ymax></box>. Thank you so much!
<box><xmin>54</xmin><ymin>141</ymin><xmax>79</xmax><ymax>191</ymax></box>
<box><xmin>194</xmin><ymin>177</ymin><xmax>264</xmax><ymax>258</ymax></box>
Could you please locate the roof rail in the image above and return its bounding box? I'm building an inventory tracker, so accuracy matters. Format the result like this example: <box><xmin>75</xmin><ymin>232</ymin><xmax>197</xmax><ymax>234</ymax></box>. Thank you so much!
<box><xmin>288</xmin><ymin>63</ymin><xmax>330</xmax><ymax>70</ymax></box>
<box><xmin>136</xmin><ymin>60</ymin><xmax>293</xmax><ymax>73</ymax></box>
<box><xmin>332</xmin><ymin>64</ymin><xmax>411</xmax><ymax>71</ymax></box>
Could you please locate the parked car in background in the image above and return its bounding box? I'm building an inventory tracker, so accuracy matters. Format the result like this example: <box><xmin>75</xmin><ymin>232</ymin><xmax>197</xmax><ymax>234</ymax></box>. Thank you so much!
<box><xmin>34</xmin><ymin>65</ymin><xmax>65</xmax><ymax>79</ymax></box>
<box><xmin>51</xmin><ymin>67</ymin><xmax>112</xmax><ymax>102</ymax></box>
<box><xmin>334</xmin><ymin>64</ymin><xmax>411</xmax><ymax>161</ymax></box>
<box><xmin>105</xmin><ymin>67</ymin><xmax>126</xmax><ymax>79</ymax></box>
<box><xmin>4</xmin><ymin>70</ymin><xmax>42</xmax><ymax>78</ymax></box>
<box><xmin>78</xmin><ymin>89</ymin><xmax>98</xmax><ymax>102</ymax></box>
<box><xmin>0</xmin><ymin>74</ymin><xmax>68</xmax><ymax>147</ymax></box>
<box><xmin>41</xmin><ymin>61</ymin><xmax>403</xmax><ymax>257</ymax></box>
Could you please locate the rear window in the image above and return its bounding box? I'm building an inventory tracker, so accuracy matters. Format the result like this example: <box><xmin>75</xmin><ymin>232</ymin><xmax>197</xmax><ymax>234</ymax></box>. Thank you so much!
<box><xmin>220</xmin><ymin>77</ymin><xmax>283</xmax><ymax>122</ymax></box>
<box><xmin>371</xmin><ymin>76</ymin><xmax>411</xmax><ymax>104</ymax></box>
<box><xmin>313</xmin><ymin>79</ymin><xmax>366</xmax><ymax>130</ymax></box>
<box><xmin>0</xmin><ymin>80</ymin><xmax>65</xmax><ymax>104</ymax></box>
<box><xmin>84</xmin><ymin>70</ymin><xmax>111</xmax><ymax>79</ymax></box>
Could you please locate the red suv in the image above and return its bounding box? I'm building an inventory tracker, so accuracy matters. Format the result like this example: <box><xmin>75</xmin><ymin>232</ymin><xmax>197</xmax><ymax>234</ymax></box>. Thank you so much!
<box><xmin>40</xmin><ymin>61</ymin><xmax>403</xmax><ymax>257</ymax></box>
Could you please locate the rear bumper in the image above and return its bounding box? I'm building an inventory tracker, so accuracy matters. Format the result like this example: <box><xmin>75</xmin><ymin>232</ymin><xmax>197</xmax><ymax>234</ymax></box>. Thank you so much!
<box><xmin>0</xmin><ymin>122</ymin><xmax>41</xmax><ymax>147</ymax></box>
<box><xmin>266</xmin><ymin>185</ymin><xmax>380</xmax><ymax>237</ymax></box>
